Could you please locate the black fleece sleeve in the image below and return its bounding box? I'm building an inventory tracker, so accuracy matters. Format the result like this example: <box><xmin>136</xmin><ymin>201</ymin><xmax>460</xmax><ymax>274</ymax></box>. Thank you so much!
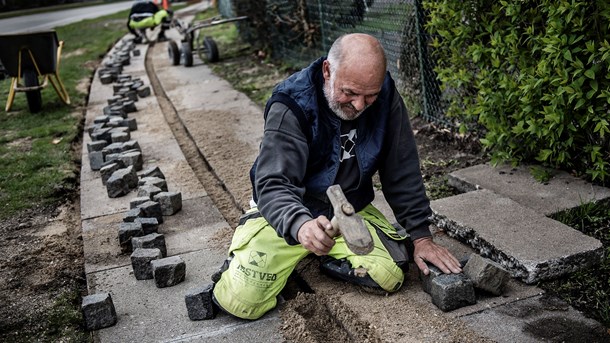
<box><xmin>254</xmin><ymin>102</ymin><xmax>313</xmax><ymax>245</ymax></box>
<box><xmin>378</xmin><ymin>90</ymin><xmax>432</xmax><ymax>241</ymax></box>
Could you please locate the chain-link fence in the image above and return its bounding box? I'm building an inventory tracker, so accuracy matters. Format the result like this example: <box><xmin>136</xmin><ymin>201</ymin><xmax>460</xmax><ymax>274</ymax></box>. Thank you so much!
<box><xmin>219</xmin><ymin>0</ymin><xmax>450</xmax><ymax>127</ymax></box>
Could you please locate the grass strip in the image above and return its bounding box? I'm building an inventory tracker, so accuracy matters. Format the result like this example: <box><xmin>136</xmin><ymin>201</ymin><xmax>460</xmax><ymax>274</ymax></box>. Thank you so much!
<box><xmin>0</xmin><ymin>10</ymin><xmax>129</xmax><ymax>219</ymax></box>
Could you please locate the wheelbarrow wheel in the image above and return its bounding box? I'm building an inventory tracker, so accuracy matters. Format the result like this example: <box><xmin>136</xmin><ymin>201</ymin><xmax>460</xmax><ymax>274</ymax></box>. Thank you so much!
<box><xmin>167</xmin><ymin>40</ymin><xmax>180</xmax><ymax>66</ymax></box>
<box><xmin>181</xmin><ymin>41</ymin><xmax>193</xmax><ymax>67</ymax></box>
<box><xmin>23</xmin><ymin>69</ymin><xmax>42</xmax><ymax>113</ymax></box>
<box><xmin>203</xmin><ymin>37</ymin><xmax>219</xmax><ymax>63</ymax></box>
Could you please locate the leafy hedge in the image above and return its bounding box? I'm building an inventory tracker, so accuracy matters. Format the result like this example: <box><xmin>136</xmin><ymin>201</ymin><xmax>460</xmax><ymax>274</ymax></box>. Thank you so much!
<box><xmin>423</xmin><ymin>0</ymin><xmax>610</xmax><ymax>184</ymax></box>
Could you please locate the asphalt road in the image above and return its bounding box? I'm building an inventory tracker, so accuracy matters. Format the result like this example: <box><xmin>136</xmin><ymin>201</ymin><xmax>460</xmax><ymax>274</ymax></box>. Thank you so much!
<box><xmin>0</xmin><ymin>1</ymin><xmax>134</xmax><ymax>34</ymax></box>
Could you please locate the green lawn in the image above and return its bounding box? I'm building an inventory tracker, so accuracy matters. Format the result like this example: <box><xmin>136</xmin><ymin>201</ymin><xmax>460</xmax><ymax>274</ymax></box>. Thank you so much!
<box><xmin>0</xmin><ymin>10</ymin><xmax>129</xmax><ymax>219</ymax></box>
<box><xmin>0</xmin><ymin>0</ymin><xmax>126</xmax><ymax>19</ymax></box>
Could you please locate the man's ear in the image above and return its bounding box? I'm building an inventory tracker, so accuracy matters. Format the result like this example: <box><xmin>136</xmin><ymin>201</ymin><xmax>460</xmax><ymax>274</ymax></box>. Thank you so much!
<box><xmin>322</xmin><ymin>60</ymin><xmax>331</xmax><ymax>81</ymax></box>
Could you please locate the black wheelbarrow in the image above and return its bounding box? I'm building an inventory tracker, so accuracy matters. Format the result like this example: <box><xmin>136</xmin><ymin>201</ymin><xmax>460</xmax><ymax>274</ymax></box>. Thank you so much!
<box><xmin>166</xmin><ymin>15</ymin><xmax>248</xmax><ymax>67</ymax></box>
<box><xmin>0</xmin><ymin>30</ymin><xmax>70</xmax><ymax>113</ymax></box>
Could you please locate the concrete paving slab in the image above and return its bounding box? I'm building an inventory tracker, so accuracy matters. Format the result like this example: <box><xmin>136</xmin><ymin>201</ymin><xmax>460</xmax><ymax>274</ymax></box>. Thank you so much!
<box><xmin>82</xmin><ymin>197</ymin><xmax>228</xmax><ymax>274</ymax></box>
<box><xmin>156</xmin><ymin>58</ymin><xmax>263</xmax><ymax>121</ymax></box>
<box><xmin>448</xmin><ymin>163</ymin><xmax>610</xmax><ymax>215</ymax></box>
<box><xmin>431</xmin><ymin>189</ymin><xmax>603</xmax><ymax>283</ymax></box>
<box><xmin>162</xmin><ymin>315</ymin><xmax>284</xmax><ymax>343</ymax></box>
<box><xmin>87</xmin><ymin>249</ymin><xmax>284</xmax><ymax>343</ymax></box>
<box><xmin>80</xmin><ymin>175</ymin><xmax>138</xmax><ymax>219</ymax></box>
<box><xmin>461</xmin><ymin>295</ymin><xmax>610</xmax><ymax>343</ymax></box>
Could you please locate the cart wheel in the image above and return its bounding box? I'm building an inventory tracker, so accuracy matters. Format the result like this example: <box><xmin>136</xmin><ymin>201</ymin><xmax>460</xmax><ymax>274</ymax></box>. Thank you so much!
<box><xmin>167</xmin><ymin>41</ymin><xmax>180</xmax><ymax>66</ymax></box>
<box><xmin>204</xmin><ymin>37</ymin><xmax>219</xmax><ymax>63</ymax></box>
<box><xmin>181</xmin><ymin>41</ymin><xmax>193</xmax><ymax>67</ymax></box>
<box><xmin>23</xmin><ymin>69</ymin><xmax>42</xmax><ymax>113</ymax></box>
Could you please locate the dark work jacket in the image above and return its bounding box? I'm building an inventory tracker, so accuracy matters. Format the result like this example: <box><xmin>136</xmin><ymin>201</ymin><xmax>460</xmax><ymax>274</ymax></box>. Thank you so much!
<box><xmin>129</xmin><ymin>1</ymin><xmax>159</xmax><ymax>18</ymax></box>
<box><xmin>251</xmin><ymin>57</ymin><xmax>432</xmax><ymax>245</ymax></box>
<box><xmin>252</xmin><ymin>57</ymin><xmax>392</xmax><ymax>214</ymax></box>
<box><xmin>127</xmin><ymin>1</ymin><xmax>159</xmax><ymax>34</ymax></box>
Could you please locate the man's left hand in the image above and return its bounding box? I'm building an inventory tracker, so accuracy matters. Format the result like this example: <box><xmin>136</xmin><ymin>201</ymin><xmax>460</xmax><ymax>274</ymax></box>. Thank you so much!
<box><xmin>412</xmin><ymin>237</ymin><xmax>462</xmax><ymax>275</ymax></box>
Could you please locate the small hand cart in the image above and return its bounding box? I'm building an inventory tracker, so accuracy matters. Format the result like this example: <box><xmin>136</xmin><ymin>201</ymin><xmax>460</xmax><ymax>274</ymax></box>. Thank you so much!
<box><xmin>167</xmin><ymin>15</ymin><xmax>248</xmax><ymax>67</ymax></box>
<box><xmin>0</xmin><ymin>30</ymin><xmax>70</xmax><ymax>113</ymax></box>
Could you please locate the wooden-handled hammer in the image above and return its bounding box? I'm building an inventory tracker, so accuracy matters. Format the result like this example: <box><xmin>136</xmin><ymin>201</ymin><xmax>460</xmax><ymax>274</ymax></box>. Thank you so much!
<box><xmin>325</xmin><ymin>185</ymin><xmax>374</xmax><ymax>255</ymax></box>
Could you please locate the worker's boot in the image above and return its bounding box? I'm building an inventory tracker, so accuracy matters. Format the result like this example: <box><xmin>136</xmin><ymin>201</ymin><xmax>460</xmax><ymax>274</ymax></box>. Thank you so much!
<box><xmin>157</xmin><ymin>17</ymin><xmax>171</xmax><ymax>42</ymax></box>
<box><xmin>157</xmin><ymin>29</ymin><xmax>168</xmax><ymax>42</ymax></box>
<box><xmin>192</xmin><ymin>256</ymin><xmax>237</xmax><ymax>320</ymax></box>
<box><xmin>319</xmin><ymin>256</ymin><xmax>385</xmax><ymax>294</ymax></box>
<box><xmin>211</xmin><ymin>255</ymin><xmax>233</xmax><ymax>283</ymax></box>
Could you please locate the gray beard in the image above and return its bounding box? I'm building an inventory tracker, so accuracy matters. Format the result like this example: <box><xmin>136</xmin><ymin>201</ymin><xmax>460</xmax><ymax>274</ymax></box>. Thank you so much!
<box><xmin>323</xmin><ymin>81</ymin><xmax>366</xmax><ymax>121</ymax></box>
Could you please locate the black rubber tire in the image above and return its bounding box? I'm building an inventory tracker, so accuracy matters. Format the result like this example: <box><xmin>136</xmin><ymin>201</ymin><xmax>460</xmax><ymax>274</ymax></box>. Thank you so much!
<box><xmin>168</xmin><ymin>40</ymin><xmax>180</xmax><ymax>66</ymax></box>
<box><xmin>204</xmin><ymin>37</ymin><xmax>219</xmax><ymax>63</ymax></box>
<box><xmin>23</xmin><ymin>69</ymin><xmax>42</xmax><ymax>113</ymax></box>
<box><xmin>181</xmin><ymin>41</ymin><xmax>193</xmax><ymax>67</ymax></box>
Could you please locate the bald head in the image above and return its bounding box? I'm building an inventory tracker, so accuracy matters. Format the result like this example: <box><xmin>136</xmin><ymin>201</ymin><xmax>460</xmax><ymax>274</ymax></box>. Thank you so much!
<box><xmin>322</xmin><ymin>34</ymin><xmax>387</xmax><ymax>120</ymax></box>
<box><xmin>327</xmin><ymin>33</ymin><xmax>387</xmax><ymax>79</ymax></box>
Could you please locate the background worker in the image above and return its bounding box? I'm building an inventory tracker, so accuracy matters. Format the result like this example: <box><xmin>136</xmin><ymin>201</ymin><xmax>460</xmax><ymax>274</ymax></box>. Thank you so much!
<box><xmin>127</xmin><ymin>0</ymin><xmax>172</xmax><ymax>43</ymax></box>
<box><xmin>207</xmin><ymin>33</ymin><xmax>462</xmax><ymax>320</ymax></box>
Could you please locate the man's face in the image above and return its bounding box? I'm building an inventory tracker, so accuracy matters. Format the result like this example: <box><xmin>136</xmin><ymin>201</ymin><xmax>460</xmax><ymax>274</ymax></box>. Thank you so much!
<box><xmin>322</xmin><ymin>60</ymin><xmax>383</xmax><ymax>121</ymax></box>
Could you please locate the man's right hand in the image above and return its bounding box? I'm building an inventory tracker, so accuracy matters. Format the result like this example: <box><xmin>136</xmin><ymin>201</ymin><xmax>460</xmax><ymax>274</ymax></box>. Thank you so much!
<box><xmin>297</xmin><ymin>216</ymin><xmax>336</xmax><ymax>256</ymax></box>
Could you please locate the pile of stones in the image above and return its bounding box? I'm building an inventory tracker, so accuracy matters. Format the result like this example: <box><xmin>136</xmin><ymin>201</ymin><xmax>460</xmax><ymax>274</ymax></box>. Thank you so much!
<box><xmin>421</xmin><ymin>253</ymin><xmax>510</xmax><ymax>311</ymax></box>
<box><xmin>121</xmin><ymin>165</ymin><xmax>186</xmax><ymax>289</ymax></box>
<box><xmin>83</xmin><ymin>38</ymin><xmax>185</xmax><ymax>330</ymax></box>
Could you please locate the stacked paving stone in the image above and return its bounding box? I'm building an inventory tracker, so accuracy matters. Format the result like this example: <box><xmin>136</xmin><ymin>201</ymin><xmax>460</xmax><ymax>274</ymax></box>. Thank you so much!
<box><xmin>82</xmin><ymin>38</ymin><xmax>182</xmax><ymax>331</ymax></box>
<box><xmin>87</xmin><ymin>39</ymin><xmax>153</xmax><ymax>199</ymax></box>
<box><xmin>120</xmin><ymin>167</ymin><xmax>185</xmax><ymax>288</ymax></box>
<box><xmin>126</xmin><ymin>166</ymin><xmax>185</xmax><ymax>288</ymax></box>
<box><xmin>420</xmin><ymin>253</ymin><xmax>510</xmax><ymax>312</ymax></box>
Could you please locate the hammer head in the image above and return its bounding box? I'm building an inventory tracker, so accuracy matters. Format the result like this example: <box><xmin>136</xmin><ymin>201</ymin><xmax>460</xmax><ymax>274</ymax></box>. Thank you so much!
<box><xmin>326</xmin><ymin>185</ymin><xmax>374</xmax><ymax>255</ymax></box>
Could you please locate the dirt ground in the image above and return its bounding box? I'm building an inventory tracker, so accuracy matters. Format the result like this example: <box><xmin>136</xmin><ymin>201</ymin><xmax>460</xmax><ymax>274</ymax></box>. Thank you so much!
<box><xmin>0</xmin><ymin>197</ymin><xmax>86</xmax><ymax>341</ymax></box>
<box><xmin>0</xmin><ymin>50</ymin><xmax>486</xmax><ymax>341</ymax></box>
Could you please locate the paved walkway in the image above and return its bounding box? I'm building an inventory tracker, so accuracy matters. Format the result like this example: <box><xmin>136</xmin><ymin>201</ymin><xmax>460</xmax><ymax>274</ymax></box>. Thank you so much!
<box><xmin>80</xmin><ymin>2</ymin><xmax>610</xmax><ymax>342</ymax></box>
<box><xmin>81</xmin><ymin>3</ymin><xmax>283</xmax><ymax>342</ymax></box>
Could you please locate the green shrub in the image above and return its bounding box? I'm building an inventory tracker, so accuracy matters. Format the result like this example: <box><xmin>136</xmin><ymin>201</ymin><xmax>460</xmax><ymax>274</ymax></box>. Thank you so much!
<box><xmin>423</xmin><ymin>0</ymin><xmax>610</xmax><ymax>184</ymax></box>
